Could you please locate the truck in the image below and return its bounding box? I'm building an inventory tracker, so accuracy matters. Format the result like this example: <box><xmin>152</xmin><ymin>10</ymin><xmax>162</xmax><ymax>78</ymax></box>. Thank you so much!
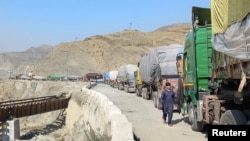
<box><xmin>136</xmin><ymin>44</ymin><xmax>184</xmax><ymax>111</ymax></box>
<box><xmin>178</xmin><ymin>3</ymin><xmax>250</xmax><ymax>132</ymax></box>
<box><xmin>104</xmin><ymin>71</ymin><xmax>118</xmax><ymax>87</ymax></box>
<box><xmin>104</xmin><ymin>72</ymin><xmax>110</xmax><ymax>84</ymax></box>
<box><xmin>47</xmin><ymin>74</ymin><xmax>64</xmax><ymax>81</ymax></box>
<box><xmin>134</xmin><ymin>63</ymin><xmax>143</xmax><ymax>97</ymax></box>
<box><xmin>84</xmin><ymin>73</ymin><xmax>103</xmax><ymax>82</ymax></box>
<box><xmin>64</xmin><ymin>75</ymin><xmax>83</xmax><ymax>81</ymax></box>
<box><xmin>117</xmin><ymin>64</ymin><xmax>138</xmax><ymax>93</ymax></box>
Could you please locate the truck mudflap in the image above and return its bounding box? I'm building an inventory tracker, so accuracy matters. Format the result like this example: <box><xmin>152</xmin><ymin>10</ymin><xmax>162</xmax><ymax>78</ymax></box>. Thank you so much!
<box><xmin>202</xmin><ymin>95</ymin><xmax>220</xmax><ymax>124</ymax></box>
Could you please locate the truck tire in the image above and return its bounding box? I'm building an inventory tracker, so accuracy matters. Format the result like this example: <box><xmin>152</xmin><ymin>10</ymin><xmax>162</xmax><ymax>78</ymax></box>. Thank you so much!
<box><xmin>136</xmin><ymin>85</ymin><xmax>142</xmax><ymax>97</ymax></box>
<box><xmin>117</xmin><ymin>82</ymin><xmax>120</xmax><ymax>90</ymax></box>
<box><xmin>153</xmin><ymin>97</ymin><xmax>157</xmax><ymax>108</ymax></box>
<box><xmin>188</xmin><ymin>103</ymin><xmax>204</xmax><ymax>132</ymax></box>
<box><xmin>118</xmin><ymin>83</ymin><xmax>123</xmax><ymax>90</ymax></box>
<box><xmin>146</xmin><ymin>92</ymin><xmax>151</xmax><ymax>100</ymax></box>
<box><xmin>124</xmin><ymin>85</ymin><xmax>128</xmax><ymax>92</ymax></box>
<box><xmin>243</xmin><ymin>110</ymin><xmax>250</xmax><ymax>120</ymax></box>
<box><xmin>136</xmin><ymin>89</ymin><xmax>140</xmax><ymax>97</ymax></box>
<box><xmin>157</xmin><ymin>98</ymin><xmax>162</xmax><ymax>110</ymax></box>
<box><xmin>153</xmin><ymin>92</ymin><xmax>157</xmax><ymax>108</ymax></box>
<box><xmin>126</xmin><ymin>86</ymin><xmax>129</xmax><ymax>93</ymax></box>
<box><xmin>142</xmin><ymin>88</ymin><xmax>146</xmax><ymax>99</ymax></box>
<box><xmin>219</xmin><ymin>110</ymin><xmax>247</xmax><ymax>125</ymax></box>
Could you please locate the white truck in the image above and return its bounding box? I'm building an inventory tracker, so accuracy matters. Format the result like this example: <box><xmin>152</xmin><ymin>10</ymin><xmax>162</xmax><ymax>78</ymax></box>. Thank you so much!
<box><xmin>117</xmin><ymin>64</ymin><xmax>138</xmax><ymax>93</ymax></box>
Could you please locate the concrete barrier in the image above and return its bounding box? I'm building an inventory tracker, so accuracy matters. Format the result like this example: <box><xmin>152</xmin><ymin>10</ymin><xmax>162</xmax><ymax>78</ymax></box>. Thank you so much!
<box><xmin>82</xmin><ymin>87</ymin><xmax>134</xmax><ymax>141</ymax></box>
<box><xmin>65</xmin><ymin>85</ymin><xmax>134</xmax><ymax>141</ymax></box>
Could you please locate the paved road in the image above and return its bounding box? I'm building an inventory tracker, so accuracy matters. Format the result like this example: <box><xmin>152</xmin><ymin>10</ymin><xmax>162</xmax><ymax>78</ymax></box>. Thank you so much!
<box><xmin>92</xmin><ymin>83</ymin><xmax>207</xmax><ymax>141</ymax></box>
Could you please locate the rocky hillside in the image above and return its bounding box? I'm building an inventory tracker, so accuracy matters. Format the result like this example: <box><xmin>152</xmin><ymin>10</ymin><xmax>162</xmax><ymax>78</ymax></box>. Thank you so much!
<box><xmin>0</xmin><ymin>23</ymin><xmax>192</xmax><ymax>78</ymax></box>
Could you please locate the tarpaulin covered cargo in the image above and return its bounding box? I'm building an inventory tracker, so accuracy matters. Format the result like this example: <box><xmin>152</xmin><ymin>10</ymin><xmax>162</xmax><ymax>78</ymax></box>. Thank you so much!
<box><xmin>104</xmin><ymin>71</ymin><xmax>118</xmax><ymax>80</ymax></box>
<box><xmin>139</xmin><ymin>44</ymin><xmax>184</xmax><ymax>83</ymax></box>
<box><xmin>109</xmin><ymin>70</ymin><xmax>118</xmax><ymax>81</ymax></box>
<box><xmin>211</xmin><ymin>0</ymin><xmax>250</xmax><ymax>34</ymax></box>
<box><xmin>211</xmin><ymin>0</ymin><xmax>250</xmax><ymax>59</ymax></box>
<box><xmin>104</xmin><ymin>72</ymin><xmax>110</xmax><ymax>80</ymax></box>
<box><xmin>117</xmin><ymin>64</ymin><xmax>137</xmax><ymax>82</ymax></box>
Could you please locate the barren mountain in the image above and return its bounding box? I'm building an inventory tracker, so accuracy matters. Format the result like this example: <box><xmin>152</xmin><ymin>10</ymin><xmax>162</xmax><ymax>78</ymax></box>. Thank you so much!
<box><xmin>0</xmin><ymin>23</ymin><xmax>192</xmax><ymax>78</ymax></box>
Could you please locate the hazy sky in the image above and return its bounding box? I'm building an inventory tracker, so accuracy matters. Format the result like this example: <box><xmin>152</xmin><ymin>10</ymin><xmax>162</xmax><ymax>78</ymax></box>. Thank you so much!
<box><xmin>0</xmin><ymin>0</ymin><xmax>210</xmax><ymax>52</ymax></box>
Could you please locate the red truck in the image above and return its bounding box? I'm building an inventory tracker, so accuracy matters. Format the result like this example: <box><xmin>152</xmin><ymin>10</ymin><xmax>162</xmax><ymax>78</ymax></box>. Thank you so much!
<box><xmin>84</xmin><ymin>73</ymin><xmax>103</xmax><ymax>82</ymax></box>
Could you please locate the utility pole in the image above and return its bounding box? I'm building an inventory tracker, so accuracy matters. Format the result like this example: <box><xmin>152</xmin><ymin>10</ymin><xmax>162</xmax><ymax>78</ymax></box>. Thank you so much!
<box><xmin>62</xmin><ymin>51</ymin><xmax>69</xmax><ymax>80</ymax></box>
<box><xmin>66</xmin><ymin>51</ymin><xmax>69</xmax><ymax>79</ymax></box>
<box><xmin>130</xmin><ymin>22</ymin><xmax>133</xmax><ymax>46</ymax></box>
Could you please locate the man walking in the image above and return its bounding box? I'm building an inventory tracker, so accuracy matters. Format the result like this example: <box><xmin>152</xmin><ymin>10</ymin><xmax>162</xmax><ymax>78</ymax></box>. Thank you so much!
<box><xmin>161</xmin><ymin>82</ymin><xmax>175</xmax><ymax>126</ymax></box>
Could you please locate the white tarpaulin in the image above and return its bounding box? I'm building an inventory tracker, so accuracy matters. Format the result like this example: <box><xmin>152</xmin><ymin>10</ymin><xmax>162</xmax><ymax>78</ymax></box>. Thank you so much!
<box><xmin>109</xmin><ymin>70</ymin><xmax>118</xmax><ymax>80</ymax></box>
<box><xmin>212</xmin><ymin>13</ymin><xmax>250</xmax><ymax>60</ymax></box>
<box><xmin>211</xmin><ymin>0</ymin><xmax>250</xmax><ymax>60</ymax></box>
<box><xmin>139</xmin><ymin>44</ymin><xmax>184</xmax><ymax>83</ymax></box>
<box><xmin>117</xmin><ymin>64</ymin><xmax>138</xmax><ymax>82</ymax></box>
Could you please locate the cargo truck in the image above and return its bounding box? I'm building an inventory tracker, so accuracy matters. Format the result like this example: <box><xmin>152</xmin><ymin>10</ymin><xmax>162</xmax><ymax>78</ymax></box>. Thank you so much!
<box><xmin>47</xmin><ymin>74</ymin><xmax>64</xmax><ymax>81</ymax></box>
<box><xmin>136</xmin><ymin>44</ymin><xmax>184</xmax><ymax>111</ymax></box>
<box><xmin>178</xmin><ymin>3</ymin><xmax>250</xmax><ymax>132</ymax></box>
<box><xmin>117</xmin><ymin>64</ymin><xmax>138</xmax><ymax>93</ymax></box>
<box><xmin>134</xmin><ymin>62</ymin><xmax>143</xmax><ymax>97</ymax></box>
<box><xmin>104</xmin><ymin>71</ymin><xmax>118</xmax><ymax>87</ymax></box>
<box><xmin>104</xmin><ymin>72</ymin><xmax>110</xmax><ymax>84</ymax></box>
<box><xmin>84</xmin><ymin>73</ymin><xmax>103</xmax><ymax>82</ymax></box>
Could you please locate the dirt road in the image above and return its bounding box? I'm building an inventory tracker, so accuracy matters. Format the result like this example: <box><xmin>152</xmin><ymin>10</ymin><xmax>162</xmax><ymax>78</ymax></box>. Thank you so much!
<box><xmin>92</xmin><ymin>83</ymin><xmax>207</xmax><ymax>141</ymax></box>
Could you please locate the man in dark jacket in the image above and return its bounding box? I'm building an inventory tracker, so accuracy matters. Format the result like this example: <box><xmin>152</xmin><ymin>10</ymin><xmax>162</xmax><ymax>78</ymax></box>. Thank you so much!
<box><xmin>161</xmin><ymin>82</ymin><xmax>175</xmax><ymax>126</ymax></box>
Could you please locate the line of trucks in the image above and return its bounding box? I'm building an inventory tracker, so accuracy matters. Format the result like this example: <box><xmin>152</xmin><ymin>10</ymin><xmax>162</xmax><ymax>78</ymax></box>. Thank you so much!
<box><xmin>104</xmin><ymin>0</ymin><xmax>250</xmax><ymax>131</ymax></box>
<box><xmin>104</xmin><ymin>44</ymin><xmax>184</xmax><ymax>111</ymax></box>
<box><xmin>104</xmin><ymin>64</ymin><xmax>138</xmax><ymax>93</ymax></box>
<box><xmin>9</xmin><ymin>72</ymin><xmax>103</xmax><ymax>82</ymax></box>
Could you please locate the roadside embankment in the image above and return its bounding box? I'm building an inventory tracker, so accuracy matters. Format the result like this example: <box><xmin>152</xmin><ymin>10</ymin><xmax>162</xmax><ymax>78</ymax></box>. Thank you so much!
<box><xmin>0</xmin><ymin>80</ymin><xmax>134</xmax><ymax>141</ymax></box>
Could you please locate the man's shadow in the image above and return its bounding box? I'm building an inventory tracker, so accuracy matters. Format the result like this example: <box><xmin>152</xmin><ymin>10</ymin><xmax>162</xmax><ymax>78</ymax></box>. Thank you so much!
<box><xmin>171</xmin><ymin>115</ymin><xmax>189</xmax><ymax>125</ymax></box>
<box><xmin>171</xmin><ymin>115</ymin><xmax>208</xmax><ymax>138</ymax></box>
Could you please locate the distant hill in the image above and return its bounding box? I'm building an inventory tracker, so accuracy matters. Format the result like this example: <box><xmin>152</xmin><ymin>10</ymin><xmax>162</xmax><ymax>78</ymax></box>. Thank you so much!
<box><xmin>0</xmin><ymin>45</ymin><xmax>53</xmax><ymax>78</ymax></box>
<box><xmin>0</xmin><ymin>23</ymin><xmax>192</xmax><ymax>79</ymax></box>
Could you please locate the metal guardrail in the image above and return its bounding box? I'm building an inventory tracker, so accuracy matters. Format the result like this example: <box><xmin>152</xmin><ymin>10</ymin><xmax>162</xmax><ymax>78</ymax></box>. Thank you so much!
<box><xmin>0</xmin><ymin>95</ymin><xmax>71</xmax><ymax>122</ymax></box>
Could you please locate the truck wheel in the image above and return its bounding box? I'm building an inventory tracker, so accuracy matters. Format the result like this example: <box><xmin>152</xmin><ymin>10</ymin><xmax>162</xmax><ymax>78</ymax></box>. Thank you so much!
<box><xmin>136</xmin><ymin>89</ymin><xmax>140</xmax><ymax>96</ymax></box>
<box><xmin>188</xmin><ymin>103</ymin><xmax>204</xmax><ymax>131</ymax></box>
<box><xmin>243</xmin><ymin>110</ymin><xmax>250</xmax><ymax>120</ymax></box>
<box><xmin>146</xmin><ymin>93</ymin><xmax>149</xmax><ymax>100</ymax></box>
<box><xmin>220</xmin><ymin>110</ymin><xmax>247</xmax><ymax>125</ymax></box>
<box><xmin>124</xmin><ymin>85</ymin><xmax>127</xmax><ymax>92</ymax></box>
<box><xmin>126</xmin><ymin>86</ymin><xmax>129</xmax><ymax>93</ymax></box>
<box><xmin>136</xmin><ymin>85</ymin><xmax>142</xmax><ymax>97</ymax></box>
<box><xmin>142</xmin><ymin>92</ymin><xmax>145</xmax><ymax>99</ymax></box>
<box><xmin>153</xmin><ymin>97</ymin><xmax>157</xmax><ymax>108</ymax></box>
<box><xmin>118</xmin><ymin>83</ymin><xmax>122</xmax><ymax>90</ymax></box>
<box><xmin>157</xmin><ymin>98</ymin><xmax>162</xmax><ymax>110</ymax></box>
<box><xmin>153</xmin><ymin>92</ymin><xmax>157</xmax><ymax>108</ymax></box>
<box><xmin>142</xmin><ymin>88</ymin><xmax>146</xmax><ymax>99</ymax></box>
